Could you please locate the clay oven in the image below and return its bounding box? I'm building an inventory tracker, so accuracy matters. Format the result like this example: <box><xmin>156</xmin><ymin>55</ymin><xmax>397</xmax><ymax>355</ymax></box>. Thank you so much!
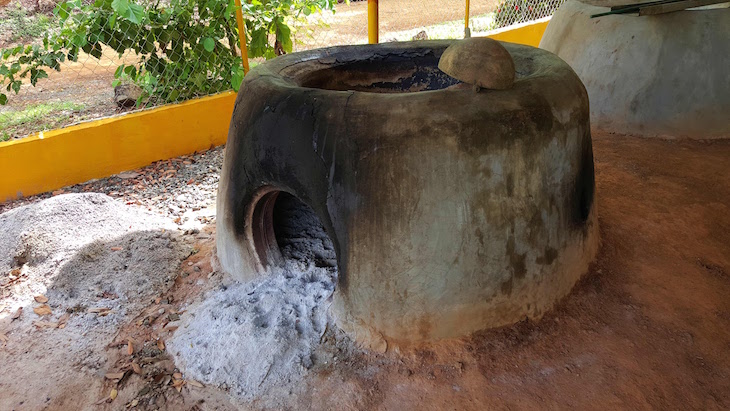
<box><xmin>217</xmin><ymin>40</ymin><xmax>599</xmax><ymax>349</ymax></box>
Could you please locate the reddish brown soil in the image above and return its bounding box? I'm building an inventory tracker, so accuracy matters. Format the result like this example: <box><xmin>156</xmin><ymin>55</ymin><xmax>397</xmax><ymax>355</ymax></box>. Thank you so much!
<box><xmin>293</xmin><ymin>132</ymin><xmax>730</xmax><ymax>410</ymax></box>
<box><xmin>8</xmin><ymin>132</ymin><xmax>728</xmax><ymax>410</ymax></box>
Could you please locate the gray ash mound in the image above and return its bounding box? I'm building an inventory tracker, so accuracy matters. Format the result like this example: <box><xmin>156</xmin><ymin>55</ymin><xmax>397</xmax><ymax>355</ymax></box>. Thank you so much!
<box><xmin>169</xmin><ymin>193</ymin><xmax>339</xmax><ymax>400</ymax></box>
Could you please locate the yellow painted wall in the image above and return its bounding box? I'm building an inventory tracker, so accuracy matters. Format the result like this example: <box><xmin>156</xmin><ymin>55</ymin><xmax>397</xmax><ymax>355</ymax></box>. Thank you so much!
<box><xmin>0</xmin><ymin>19</ymin><xmax>549</xmax><ymax>201</ymax></box>
<box><xmin>486</xmin><ymin>17</ymin><xmax>551</xmax><ymax>48</ymax></box>
<box><xmin>0</xmin><ymin>92</ymin><xmax>236</xmax><ymax>201</ymax></box>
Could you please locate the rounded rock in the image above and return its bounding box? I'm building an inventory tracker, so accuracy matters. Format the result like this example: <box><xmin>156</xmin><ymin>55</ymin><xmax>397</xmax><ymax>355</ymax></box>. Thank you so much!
<box><xmin>438</xmin><ymin>37</ymin><xmax>516</xmax><ymax>90</ymax></box>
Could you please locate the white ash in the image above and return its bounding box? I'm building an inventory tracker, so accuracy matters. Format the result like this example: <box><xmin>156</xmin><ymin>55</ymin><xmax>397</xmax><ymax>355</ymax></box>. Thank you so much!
<box><xmin>0</xmin><ymin>193</ymin><xmax>192</xmax><ymax>410</ymax></box>
<box><xmin>169</xmin><ymin>193</ymin><xmax>338</xmax><ymax>400</ymax></box>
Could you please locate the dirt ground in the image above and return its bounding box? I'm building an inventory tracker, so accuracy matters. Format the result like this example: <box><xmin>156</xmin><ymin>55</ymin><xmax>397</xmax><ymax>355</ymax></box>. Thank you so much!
<box><xmin>1</xmin><ymin>131</ymin><xmax>729</xmax><ymax>410</ymax></box>
<box><xmin>303</xmin><ymin>0</ymin><xmax>499</xmax><ymax>47</ymax></box>
<box><xmin>244</xmin><ymin>131</ymin><xmax>728</xmax><ymax>411</ymax></box>
<box><xmin>288</xmin><ymin>132</ymin><xmax>730</xmax><ymax>410</ymax></box>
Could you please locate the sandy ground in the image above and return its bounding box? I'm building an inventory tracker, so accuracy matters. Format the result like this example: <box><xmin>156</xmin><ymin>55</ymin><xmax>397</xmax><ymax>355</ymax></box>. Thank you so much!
<box><xmin>0</xmin><ymin>131</ymin><xmax>729</xmax><ymax>410</ymax></box>
<box><xmin>0</xmin><ymin>193</ymin><xmax>198</xmax><ymax>410</ymax></box>
<box><xmin>299</xmin><ymin>0</ymin><xmax>500</xmax><ymax>48</ymax></box>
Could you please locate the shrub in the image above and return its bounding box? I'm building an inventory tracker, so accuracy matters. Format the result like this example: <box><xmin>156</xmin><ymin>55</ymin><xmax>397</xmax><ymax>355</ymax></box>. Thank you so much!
<box><xmin>0</xmin><ymin>0</ymin><xmax>338</xmax><ymax>106</ymax></box>
<box><xmin>0</xmin><ymin>2</ymin><xmax>54</xmax><ymax>45</ymax></box>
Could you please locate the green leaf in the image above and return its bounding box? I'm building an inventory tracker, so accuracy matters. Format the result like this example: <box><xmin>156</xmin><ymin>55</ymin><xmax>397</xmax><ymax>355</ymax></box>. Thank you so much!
<box><xmin>249</xmin><ymin>28</ymin><xmax>268</xmax><ymax>58</ymax></box>
<box><xmin>71</xmin><ymin>34</ymin><xmax>87</xmax><ymax>48</ymax></box>
<box><xmin>225</xmin><ymin>0</ymin><xmax>235</xmax><ymax>16</ymax></box>
<box><xmin>111</xmin><ymin>0</ymin><xmax>129</xmax><ymax>16</ymax></box>
<box><xmin>0</xmin><ymin>94</ymin><xmax>7</xmax><ymax>105</ymax></box>
<box><xmin>90</xmin><ymin>43</ymin><xmax>103</xmax><ymax>59</ymax></box>
<box><xmin>158</xmin><ymin>31</ymin><xmax>170</xmax><ymax>44</ymax></box>
<box><xmin>55</xmin><ymin>1</ymin><xmax>71</xmax><ymax>21</ymax></box>
<box><xmin>203</xmin><ymin>37</ymin><xmax>216</xmax><ymax>52</ymax></box>
<box><xmin>276</xmin><ymin>23</ymin><xmax>293</xmax><ymax>54</ymax></box>
<box><xmin>126</xmin><ymin>3</ymin><xmax>145</xmax><ymax>24</ymax></box>
<box><xmin>68</xmin><ymin>46</ymin><xmax>79</xmax><ymax>62</ymax></box>
<box><xmin>30</xmin><ymin>69</ymin><xmax>49</xmax><ymax>86</ymax></box>
<box><xmin>192</xmin><ymin>72</ymin><xmax>205</xmax><ymax>88</ymax></box>
<box><xmin>142</xmin><ymin>33</ymin><xmax>156</xmax><ymax>53</ymax></box>
<box><xmin>231</xmin><ymin>70</ymin><xmax>243</xmax><ymax>92</ymax></box>
<box><xmin>11</xmin><ymin>81</ymin><xmax>21</xmax><ymax>94</ymax></box>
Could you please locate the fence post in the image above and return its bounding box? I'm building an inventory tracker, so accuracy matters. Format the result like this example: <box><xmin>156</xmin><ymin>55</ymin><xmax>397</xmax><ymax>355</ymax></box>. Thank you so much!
<box><xmin>234</xmin><ymin>0</ymin><xmax>251</xmax><ymax>74</ymax></box>
<box><xmin>368</xmin><ymin>0</ymin><xmax>379</xmax><ymax>44</ymax></box>
<box><xmin>465</xmin><ymin>0</ymin><xmax>471</xmax><ymax>38</ymax></box>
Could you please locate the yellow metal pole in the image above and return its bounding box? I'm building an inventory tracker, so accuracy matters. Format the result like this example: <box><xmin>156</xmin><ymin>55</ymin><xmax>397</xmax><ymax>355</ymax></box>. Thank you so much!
<box><xmin>368</xmin><ymin>0</ymin><xmax>379</xmax><ymax>44</ymax></box>
<box><xmin>464</xmin><ymin>0</ymin><xmax>471</xmax><ymax>38</ymax></box>
<box><xmin>234</xmin><ymin>0</ymin><xmax>251</xmax><ymax>74</ymax></box>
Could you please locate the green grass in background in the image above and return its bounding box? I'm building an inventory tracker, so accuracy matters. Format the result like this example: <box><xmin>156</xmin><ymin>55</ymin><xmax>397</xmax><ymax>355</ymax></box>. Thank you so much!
<box><xmin>0</xmin><ymin>2</ymin><xmax>55</xmax><ymax>45</ymax></box>
<box><xmin>0</xmin><ymin>101</ymin><xmax>85</xmax><ymax>140</ymax></box>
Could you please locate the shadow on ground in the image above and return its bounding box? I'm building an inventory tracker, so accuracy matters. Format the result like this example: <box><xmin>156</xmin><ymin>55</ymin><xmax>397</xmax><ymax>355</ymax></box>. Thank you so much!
<box><xmin>0</xmin><ymin>194</ymin><xmax>198</xmax><ymax>410</ymax></box>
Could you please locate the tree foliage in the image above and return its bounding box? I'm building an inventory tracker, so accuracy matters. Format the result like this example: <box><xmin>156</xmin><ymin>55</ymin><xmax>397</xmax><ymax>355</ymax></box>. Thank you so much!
<box><xmin>0</xmin><ymin>0</ymin><xmax>338</xmax><ymax>106</ymax></box>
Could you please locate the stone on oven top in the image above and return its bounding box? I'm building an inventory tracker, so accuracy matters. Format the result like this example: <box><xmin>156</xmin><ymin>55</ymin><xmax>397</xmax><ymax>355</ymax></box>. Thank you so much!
<box><xmin>438</xmin><ymin>37</ymin><xmax>515</xmax><ymax>90</ymax></box>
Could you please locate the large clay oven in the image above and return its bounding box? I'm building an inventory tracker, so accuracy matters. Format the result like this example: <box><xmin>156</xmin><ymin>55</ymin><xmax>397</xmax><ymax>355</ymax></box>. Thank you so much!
<box><xmin>217</xmin><ymin>40</ymin><xmax>599</xmax><ymax>349</ymax></box>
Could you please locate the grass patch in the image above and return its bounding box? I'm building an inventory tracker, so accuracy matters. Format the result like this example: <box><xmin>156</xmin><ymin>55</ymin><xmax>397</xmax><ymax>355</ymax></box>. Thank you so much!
<box><xmin>0</xmin><ymin>101</ymin><xmax>85</xmax><ymax>140</ymax></box>
<box><xmin>0</xmin><ymin>2</ymin><xmax>55</xmax><ymax>45</ymax></box>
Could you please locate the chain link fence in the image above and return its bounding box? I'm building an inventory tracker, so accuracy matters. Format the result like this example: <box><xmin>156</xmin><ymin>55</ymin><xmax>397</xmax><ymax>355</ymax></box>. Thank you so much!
<box><xmin>1</xmin><ymin>0</ymin><xmax>565</xmax><ymax>142</ymax></box>
<box><xmin>490</xmin><ymin>0</ymin><xmax>566</xmax><ymax>29</ymax></box>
